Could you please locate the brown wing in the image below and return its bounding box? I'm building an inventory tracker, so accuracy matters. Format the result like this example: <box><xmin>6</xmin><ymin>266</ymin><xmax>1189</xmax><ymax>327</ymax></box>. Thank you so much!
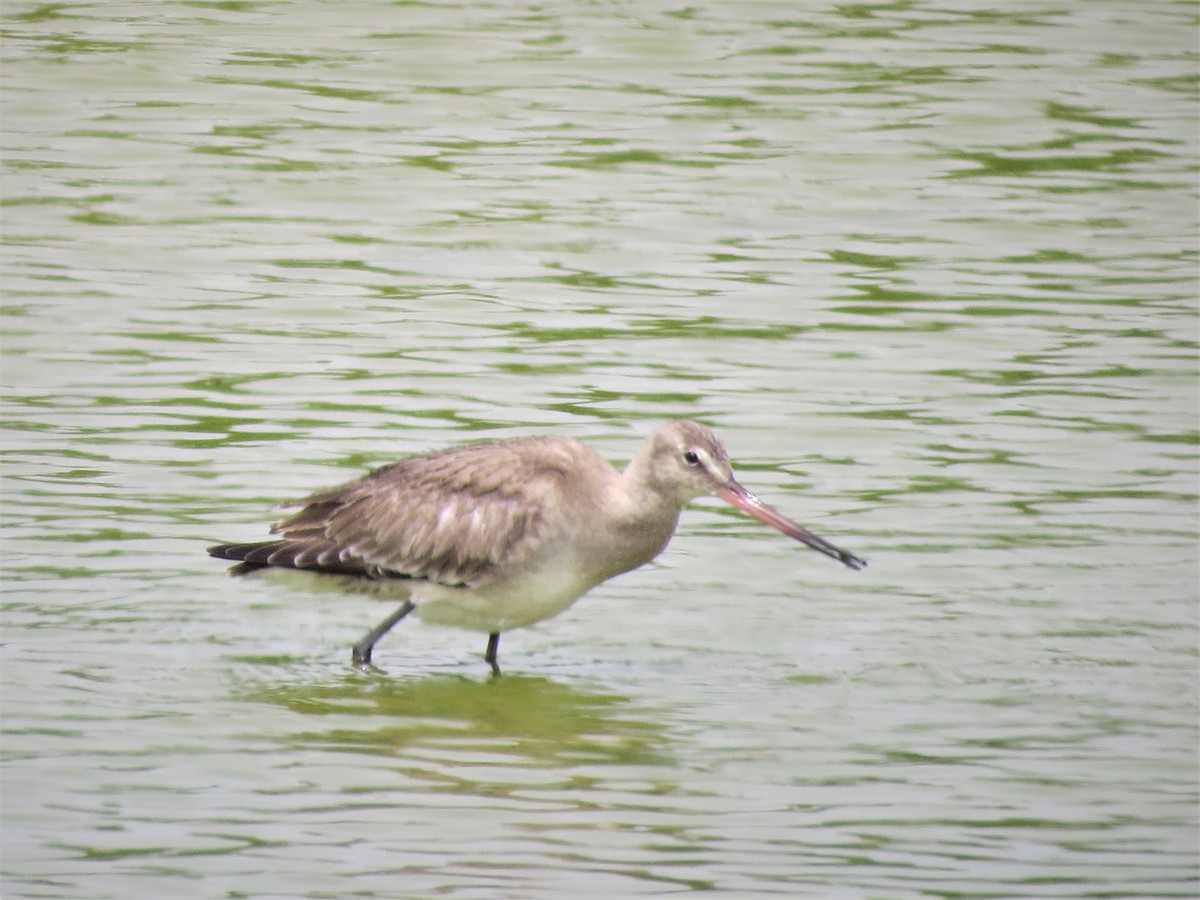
<box><xmin>249</xmin><ymin>435</ymin><xmax>587</xmax><ymax>586</ymax></box>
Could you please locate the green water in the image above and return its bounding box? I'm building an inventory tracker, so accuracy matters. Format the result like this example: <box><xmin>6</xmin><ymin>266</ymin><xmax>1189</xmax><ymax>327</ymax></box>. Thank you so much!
<box><xmin>3</xmin><ymin>2</ymin><xmax>1197</xmax><ymax>897</ymax></box>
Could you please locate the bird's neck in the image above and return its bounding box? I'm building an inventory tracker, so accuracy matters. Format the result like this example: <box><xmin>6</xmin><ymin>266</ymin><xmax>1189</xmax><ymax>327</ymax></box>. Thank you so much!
<box><xmin>603</xmin><ymin>456</ymin><xmax>683</xmax><ymax>555</ymax></box>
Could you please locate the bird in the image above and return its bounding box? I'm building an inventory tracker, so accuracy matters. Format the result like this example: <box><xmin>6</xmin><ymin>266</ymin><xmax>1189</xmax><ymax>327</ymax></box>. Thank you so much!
<box><xmin>208</xmin><ymin>420</ymin><xmax>866</xmax><ymax>674</ymax></box>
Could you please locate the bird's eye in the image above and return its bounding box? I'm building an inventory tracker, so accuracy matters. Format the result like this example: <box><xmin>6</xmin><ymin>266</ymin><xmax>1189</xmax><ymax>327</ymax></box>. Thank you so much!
<box><xmin>682</xmin><ymin>450</ymin><xmax>700</xmax><ymax>466</ymax></box>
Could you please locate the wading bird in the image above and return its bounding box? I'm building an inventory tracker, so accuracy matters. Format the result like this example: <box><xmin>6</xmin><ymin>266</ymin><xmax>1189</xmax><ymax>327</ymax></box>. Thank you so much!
<box><xmin>209</xmin><ymin>420</ymin><xmax>866</xmax><ymax>673</ymax></box>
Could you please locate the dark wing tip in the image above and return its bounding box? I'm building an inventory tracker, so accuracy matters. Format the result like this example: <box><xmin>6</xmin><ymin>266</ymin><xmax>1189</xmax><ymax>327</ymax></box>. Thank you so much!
<box><xmin>208</xmin><ymin>542</ymin><xmax>274</xmax><ymax>576</ymax></box>
<box><xmin>207</xmin><ymin>539</ymin><xmax>415</xmax><ymax>581</ymax></box>
<box><xmin>208</xmin><ymin>542</ymin><xmax>267</xmax><ymax>561</ymax></box>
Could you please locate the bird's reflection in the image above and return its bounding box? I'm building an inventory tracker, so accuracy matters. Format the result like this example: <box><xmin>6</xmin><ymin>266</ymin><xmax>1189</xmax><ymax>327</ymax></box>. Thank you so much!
<box><xmin>245</xmin><ymin>669</ymin><xmax>673</xmax><ymax>769</ymax></box>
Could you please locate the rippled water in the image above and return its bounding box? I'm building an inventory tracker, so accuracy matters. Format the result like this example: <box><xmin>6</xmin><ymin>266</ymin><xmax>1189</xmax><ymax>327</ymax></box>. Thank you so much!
<box><xmin>3</xmin><ymin>2</ymin><xmax>1197</xmax><ymax>898</ymax></box>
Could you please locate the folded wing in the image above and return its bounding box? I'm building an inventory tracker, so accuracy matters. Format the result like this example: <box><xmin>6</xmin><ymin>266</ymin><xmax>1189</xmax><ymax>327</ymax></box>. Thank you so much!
<box><xmin>209</xmin><ymin>436</ymin><xmax>581</xmax><ymax>587</ymax></box>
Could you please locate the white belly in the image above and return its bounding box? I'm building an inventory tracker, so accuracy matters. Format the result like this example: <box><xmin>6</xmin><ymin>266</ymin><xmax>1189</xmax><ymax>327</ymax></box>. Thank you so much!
<box><xmin>248</xmin><ymin>527</ymin><xmax>643</xmax><ymax>635</ymax></box>
<box><xmin>411</xmin><ymin>558</ymin><xmax>596</xmax><ymax>633</ymax></box>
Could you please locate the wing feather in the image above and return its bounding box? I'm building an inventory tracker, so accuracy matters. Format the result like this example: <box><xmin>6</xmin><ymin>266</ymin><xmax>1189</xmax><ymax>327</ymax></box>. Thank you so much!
<box><xmin>263</xmin><ymin>435</ymin><xmax>591</xmax><ymax>586</ymax></box>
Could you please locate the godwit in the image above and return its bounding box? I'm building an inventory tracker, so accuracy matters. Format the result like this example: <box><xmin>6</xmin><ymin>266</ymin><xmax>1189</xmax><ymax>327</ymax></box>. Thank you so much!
<box><xmin>208</xmin><ymin>420</ymin><xmax>866</xmax><ymax>673</ymax></box>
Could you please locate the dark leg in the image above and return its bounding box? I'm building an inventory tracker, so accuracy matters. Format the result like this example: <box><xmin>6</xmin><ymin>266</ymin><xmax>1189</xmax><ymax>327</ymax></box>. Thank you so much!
<box><xmin>485</xmin><ymin>632</ymin><xmax>501</xmax><ymax>676</ymax></box>
<box><xmin>352</xmin><ymin>600</ymin><xmax>416</xmax><ymax>667</ymax></box>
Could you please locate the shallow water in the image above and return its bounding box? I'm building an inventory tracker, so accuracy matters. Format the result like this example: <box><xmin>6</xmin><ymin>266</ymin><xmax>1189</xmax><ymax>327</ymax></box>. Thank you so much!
<box><xmin>3</xmin><ymin>2</ymin><xmax>1197</xmax><ymax>898</ymax></box>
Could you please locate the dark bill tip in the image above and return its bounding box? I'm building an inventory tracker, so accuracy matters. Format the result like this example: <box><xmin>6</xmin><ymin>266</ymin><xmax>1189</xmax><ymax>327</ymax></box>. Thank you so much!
<box><xmin>715</xmin><ymin>482</ymin><xmax>867</xmax><ymax>571</ymax></box>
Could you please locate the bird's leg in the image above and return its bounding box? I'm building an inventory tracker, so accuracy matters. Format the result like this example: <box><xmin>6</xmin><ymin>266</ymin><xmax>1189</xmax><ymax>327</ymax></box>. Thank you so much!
<box><xmin>352</xmin><ymin>600</ymin><xmax>416</xmax><ymax>667</ymax></box>
<box><xmin>485</xmin><ymin>632</ymin><xmax>501</xmax><ymax>676</ymax></box>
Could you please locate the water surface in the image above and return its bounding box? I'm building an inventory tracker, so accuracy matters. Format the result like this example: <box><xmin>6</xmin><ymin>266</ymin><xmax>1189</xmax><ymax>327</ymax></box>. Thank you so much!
<box><xmin>3</xmin><ymin>2</ymin><xmax>1197</xmax><ymax>898</ymax></box>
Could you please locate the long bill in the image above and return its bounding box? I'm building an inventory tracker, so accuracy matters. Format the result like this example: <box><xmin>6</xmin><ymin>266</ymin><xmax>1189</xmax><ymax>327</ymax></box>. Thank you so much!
<box><xmin>715</xmin><ymin>481</ymin><xmax>868</xmax><ymax>571</ymax></box>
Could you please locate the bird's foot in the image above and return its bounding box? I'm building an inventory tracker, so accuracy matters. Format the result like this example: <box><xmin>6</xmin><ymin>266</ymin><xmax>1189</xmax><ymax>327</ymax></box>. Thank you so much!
<box><xmin>485</xmin><ymin>632</ymin><xmax>501</xmax><ymax>677</ymax></box>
